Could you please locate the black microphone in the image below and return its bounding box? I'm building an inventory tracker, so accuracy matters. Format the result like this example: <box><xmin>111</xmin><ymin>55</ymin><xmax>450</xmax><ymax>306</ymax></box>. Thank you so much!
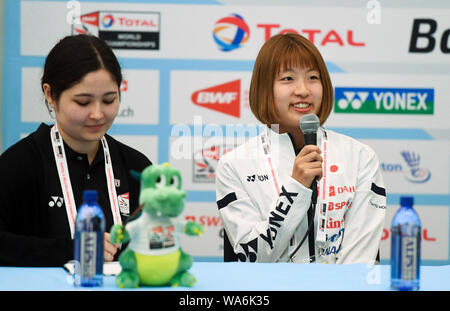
<box><xmin>300</xmin><ymin>114</ymin><xmax>320</xmax><ymax>205</ymax></box>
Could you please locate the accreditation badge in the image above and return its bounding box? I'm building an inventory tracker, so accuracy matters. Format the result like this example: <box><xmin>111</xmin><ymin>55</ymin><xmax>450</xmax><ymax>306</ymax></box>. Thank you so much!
<box><xmin>118</xmin><ymin>192</ymin><xmax>130</xmax><ymax>216</ymax></box>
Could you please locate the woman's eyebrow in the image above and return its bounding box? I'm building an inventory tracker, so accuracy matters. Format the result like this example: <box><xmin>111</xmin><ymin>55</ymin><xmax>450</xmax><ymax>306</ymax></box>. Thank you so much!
<box><xmin>73</xmin><ymin>93</ymin><xmax>93</xmax><ymax>97</ymax></box>
<box><xmin>73</xmin><ymin>91</ymin><xmax>118</xmax><ymax>97</ymax></box>
<box><xmin>102</xmin><ymin>91</ymin><xmax>119</xmax><ymax>97</ymax></box>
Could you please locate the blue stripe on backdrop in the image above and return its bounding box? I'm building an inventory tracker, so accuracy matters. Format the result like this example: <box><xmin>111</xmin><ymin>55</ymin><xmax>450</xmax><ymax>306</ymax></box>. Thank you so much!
<box><xmin>193</xmin><ymin>256</ymin><xmax>222</xmax><ymax>262</ymax></box>
<box><xmin>387</xmin><ymin>194</ymin><xmax>450</xmax><ymax>206</ymax></box>
<box><xmin>166</xmin><ymin>125</ymin><xmax>434</xmax><ymax>140</ymax></box>
<box><xmin>17</xmin><ymin>123</ymin><xmax>433</xmax><ymax>141</ymax></box>
<box><xmin>29</xmin><ymin>0</ymin><xmax>223</xmax><ymax>4</ymax></box>
<box><xmin>187</xmin><ymin>190</ymin><xmax>217</xmax><ymax>202</ymax></box>
<box><xmin>188</xmin><ymin>191</ymin><xmax>450</xmax><ymax>206</ymax></box>
<box><xmin>328</xmin><ymin>127</ymin><xmax>434</xmax><ymax>140</ymax></box>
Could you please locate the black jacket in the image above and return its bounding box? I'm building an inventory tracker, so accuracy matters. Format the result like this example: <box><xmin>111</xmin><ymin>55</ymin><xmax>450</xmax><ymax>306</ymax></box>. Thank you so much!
<box><xmin>0</xmin><ymin>123</ymin><xmax>152</xmax><ymax>266</ymax></box>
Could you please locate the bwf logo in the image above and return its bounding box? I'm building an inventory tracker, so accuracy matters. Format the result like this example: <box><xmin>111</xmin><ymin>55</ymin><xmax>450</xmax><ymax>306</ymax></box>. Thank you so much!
<box><xmin>334</xmin><ymin>87</ymin><xmax>434</xmax><ymax>114</ymax></box>
<box><xmin>191</xmin><ymin>80</ymin><xmax>241</xmax><ymax>118</ymax></box>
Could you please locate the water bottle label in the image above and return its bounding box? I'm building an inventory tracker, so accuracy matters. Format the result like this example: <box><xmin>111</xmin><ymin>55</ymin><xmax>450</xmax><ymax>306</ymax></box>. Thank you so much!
<box><xmin>81</xmin><ymin>232</ymin><xmax>97</xmax><ymax>278</ymax></box>
<box><xmin>401</xmin><ymin>237</ymin><xmax>417</xmax><ymax>280</ymax></box>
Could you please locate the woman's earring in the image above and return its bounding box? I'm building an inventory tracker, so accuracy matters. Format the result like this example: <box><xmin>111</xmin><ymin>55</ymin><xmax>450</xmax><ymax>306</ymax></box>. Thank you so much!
<box><xmin>46</xmin><ymin>101</ymin><xmax>56</xmax><ymax>119</ymax></box>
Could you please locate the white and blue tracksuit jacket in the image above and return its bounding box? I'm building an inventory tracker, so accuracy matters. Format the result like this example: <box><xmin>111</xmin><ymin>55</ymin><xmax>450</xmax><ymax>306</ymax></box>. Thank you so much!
<box><xmin>216</xmin><ymin>127</ymin><xmax>386</xmax><ymax>264</ymax></box>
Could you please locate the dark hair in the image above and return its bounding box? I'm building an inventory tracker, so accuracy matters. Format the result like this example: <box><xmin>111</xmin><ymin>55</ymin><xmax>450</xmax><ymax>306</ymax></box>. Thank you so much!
<box><xmin>41</xmin><ymin>34</ymin><xmax>122</xmax><ymax>103</ymax></box>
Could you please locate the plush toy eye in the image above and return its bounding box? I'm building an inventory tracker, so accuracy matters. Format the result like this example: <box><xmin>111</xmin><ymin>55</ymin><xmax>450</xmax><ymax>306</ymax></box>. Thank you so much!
<box><xmin>169</xmin><ymin>175</ymin><xmax>180</xmax><ymax>189</ymax></box>
<box><xmin>155</xmin><ymin>174</ymin><xmax>166</xmax><ymax>188</ymax></box>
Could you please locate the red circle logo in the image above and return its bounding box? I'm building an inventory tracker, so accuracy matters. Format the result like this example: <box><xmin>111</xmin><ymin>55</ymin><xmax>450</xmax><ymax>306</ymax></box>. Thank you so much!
<box><xmin>330</xmin><ymin>165</ymin><xmax>338</xmax><ymax>173</ymax></box>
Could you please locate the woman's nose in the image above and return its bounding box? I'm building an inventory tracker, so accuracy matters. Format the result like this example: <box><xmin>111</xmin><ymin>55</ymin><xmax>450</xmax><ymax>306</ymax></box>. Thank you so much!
<box><xmin>89</xmin><ymin>101</ymin><xmax>104</xmax><ymax>119</ymax></box>
<box><xmin>294</xmin><ymin>79</ymin><xmax>310</xmax><ymax>97</ymax></box>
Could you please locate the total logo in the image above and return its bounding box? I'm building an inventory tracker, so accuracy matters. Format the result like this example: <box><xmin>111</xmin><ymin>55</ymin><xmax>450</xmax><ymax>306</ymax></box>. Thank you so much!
<box><xmin>72</xmin><ymin>11</ymin><xmax>160</xmax><ymax>51</ymax></box>
<box><xmin>191</xmin><ymin>80</ymin><xmax>241</xmax><ymax>118</ymax></box>
<box><xmin>381</xmin><ymin>151</ymin><xmax>431</xmax><ymax>184</ymax></box>
<box><xmin>334</xmin><ymin>87</ymin><xmax>434</xmax><ymax>115</ymax></box>
<box><xmin>213</xmin><ymin>14</ymin><xmax>250</xmax><ymax>52</ymax></box>
<box><xmin>101</xmin><ymin>14</ymin><xmax>114</xmax><ymax>28</ymax></box>
<box><xmin>100</xmin><ymin>13</ymin><xmax>158</xmax><ymax>29</ymax></box>
<box><xmin>74</xmin><ymin>11</ymin><xmax>159</xmax><ymax>33</ymax></box>
<box><xmin>212</xmin><ymin>13</ymin><xmax>366</xmax><ymax>52</ymax></box>
<box><xmin>257</xmin><ymin>25</ymin><xmax>365</xmax><ymax>47</ymax></box>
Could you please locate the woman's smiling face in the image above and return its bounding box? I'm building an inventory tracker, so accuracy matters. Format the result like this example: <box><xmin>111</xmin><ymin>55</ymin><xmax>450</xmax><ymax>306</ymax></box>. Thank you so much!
<box><xmin>273</xmin><ymin>65</ymin><xmax>323</xmax><ymax>133</ymax></box>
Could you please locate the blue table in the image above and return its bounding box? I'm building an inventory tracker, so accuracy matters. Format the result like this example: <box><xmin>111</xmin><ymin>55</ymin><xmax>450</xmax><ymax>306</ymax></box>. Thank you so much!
<box><xmin>1</xmin><ymin>262</ymin><xmax>449</xmax><ymax>291</ymax></box>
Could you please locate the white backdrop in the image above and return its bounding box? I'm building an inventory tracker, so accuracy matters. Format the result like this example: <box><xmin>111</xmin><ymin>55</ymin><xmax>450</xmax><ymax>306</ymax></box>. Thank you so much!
<box><xmin>1</xmin><ymin>0</ymin><xmax>449</xmax><ymax>264</ymax></box>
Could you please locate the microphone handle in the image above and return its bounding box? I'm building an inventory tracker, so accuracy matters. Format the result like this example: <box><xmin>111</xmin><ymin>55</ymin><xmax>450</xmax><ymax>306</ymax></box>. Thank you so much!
<box><xmin>310</xmin><ymin>178</ymin><xmax>318</xmax><ymax>205</ymax></box>
<box><xmin>303</xmin><ymin>132</ymin><xmax>317</xmax><ymax>146</ymax></box>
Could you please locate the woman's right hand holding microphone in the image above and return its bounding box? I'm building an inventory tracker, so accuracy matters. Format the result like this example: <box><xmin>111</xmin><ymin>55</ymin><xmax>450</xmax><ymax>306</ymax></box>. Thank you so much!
<box><xmin>291</xmin><ymin>145</ymin><xmax>323</xmax><ymax>189</ymax></box>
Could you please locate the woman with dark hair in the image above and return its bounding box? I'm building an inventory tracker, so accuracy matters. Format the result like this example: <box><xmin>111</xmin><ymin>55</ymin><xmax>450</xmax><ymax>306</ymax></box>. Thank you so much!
<box><xmin>216</xmin><ymin>33</ymin><xmax>386</xmax><ymax>264</ymax></box>
<box><xmin>0</xmin><ymin>35</ymin><xmax>152</xmax><ymax>266</ymax></box>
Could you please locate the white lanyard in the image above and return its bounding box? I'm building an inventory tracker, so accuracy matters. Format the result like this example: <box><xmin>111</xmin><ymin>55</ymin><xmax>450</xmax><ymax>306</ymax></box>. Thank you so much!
<box><xmin>262</xmin><ymin>128</ymin><xmax>329</xmax><ymax>246</ymax></box>
<box><xmin>316</xmin><ymin>129</ymin><xmax>328</xmax><ymax>243</ymax></box>
<box><xmin>261</xmin><ymin>129</ymin><xmax>281</xmax><ymax>196</ymax></box>
<box><xmin>50</xmin><ymin>124</ymin><xmax>122</xmax><ymax>239</ymax></box>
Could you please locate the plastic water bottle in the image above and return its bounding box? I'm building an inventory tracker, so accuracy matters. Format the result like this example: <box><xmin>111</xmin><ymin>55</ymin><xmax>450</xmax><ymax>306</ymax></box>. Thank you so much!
<box><xmin>74</xmin><ymin>190</ymin><xmax>105</xmax><ymax>287</ymax></box>
<box><xmin>390</xmin><ymin>196</ymin><xmax>421</xmax><ymax>291</ymax></box>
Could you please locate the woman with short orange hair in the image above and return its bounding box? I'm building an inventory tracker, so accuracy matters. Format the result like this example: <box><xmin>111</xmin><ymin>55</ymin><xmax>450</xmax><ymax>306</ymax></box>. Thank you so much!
<box><xmin>216</xmin><ymin>33</ymin><xmax>386</xmax><ymax>264</ymax></box>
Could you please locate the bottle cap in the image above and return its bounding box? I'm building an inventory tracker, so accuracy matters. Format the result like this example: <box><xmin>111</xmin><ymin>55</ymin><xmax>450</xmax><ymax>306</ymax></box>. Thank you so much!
<box><xmin>400</xmin><ymin>196</ymin><xmax>414</xmax><ymax>206</ymax></box>
<box><xmin>83</xmin><ymin>190</ymin><xmax>98</xmax><ymax>202</ymax></box>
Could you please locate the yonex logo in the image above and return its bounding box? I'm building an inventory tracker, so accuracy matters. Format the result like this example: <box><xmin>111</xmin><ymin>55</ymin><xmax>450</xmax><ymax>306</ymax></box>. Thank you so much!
<box><xmin>49</xmin><ymin>196</ymin><xmax>64</xmax><ymax>208</ymax></box>
<box><xmin>334</xmin><ymin>87</ymin><xmax>434</xmax><ymax>114</ymax></box>
<box><xmin>246</xmin><ymin>174</ymin><xmax>269</xmax><ymax>182</ymax></box>
<box><xmin>337</xmin><ymin>91</ymin><xmax>369</xmax><ymax>110</ymax></box>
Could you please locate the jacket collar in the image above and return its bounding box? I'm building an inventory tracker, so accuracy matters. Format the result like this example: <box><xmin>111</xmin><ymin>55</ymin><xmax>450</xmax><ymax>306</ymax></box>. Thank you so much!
<box><xmin>263</xmin><ymin>126</ymin><xmax>325</xmax><ymax>155</ymax></box>
<box><xmin>33</xmin><ymin>122</ymin><xmax>105</xmax><ymax>166</ymax></box>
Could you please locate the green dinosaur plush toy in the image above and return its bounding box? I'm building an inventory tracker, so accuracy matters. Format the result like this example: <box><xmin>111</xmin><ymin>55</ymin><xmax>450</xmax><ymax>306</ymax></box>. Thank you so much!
<box><xmin>110</xmin><ymin>163</ymin><xmax>204</xmax><ymax>288</ymax></box>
